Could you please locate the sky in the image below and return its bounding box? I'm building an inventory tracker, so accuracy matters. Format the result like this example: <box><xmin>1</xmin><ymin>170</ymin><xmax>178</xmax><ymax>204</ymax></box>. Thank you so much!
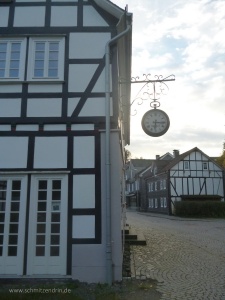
<box><xmin>111</xmin><ymin>0</ymin><xmax>225</xmax><ymax>159</ymax></box>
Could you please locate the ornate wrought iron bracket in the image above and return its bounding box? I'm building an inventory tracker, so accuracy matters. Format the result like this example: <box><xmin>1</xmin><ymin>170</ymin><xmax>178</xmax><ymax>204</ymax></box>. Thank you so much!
<box><xmin>120</xmin><ymin>74</ymin><xmax>175</xmax><ymax>115</ymax></box>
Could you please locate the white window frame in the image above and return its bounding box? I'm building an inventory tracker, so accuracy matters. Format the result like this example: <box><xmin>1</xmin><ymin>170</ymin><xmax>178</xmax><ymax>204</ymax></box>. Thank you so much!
<box><xmin>27</xmin><ymin>37</ymin><xmax>65</xmax><ymax>81</ymax></box>
<box><xmin>0</xmin><ymin>38</ymin><xmax>26</xmax><ymax>81</ymax></box>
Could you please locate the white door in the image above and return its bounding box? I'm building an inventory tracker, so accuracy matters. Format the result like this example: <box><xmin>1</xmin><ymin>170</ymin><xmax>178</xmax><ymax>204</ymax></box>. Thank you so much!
<box><xmin>27</xmin><ymin>175</ymin><xmax>68</xmax><ymax>275</ymax></box>
<box><xmin>0</xmin><ymin>176</ymin><xmax>27</xmax><ymax>275</ymax></box>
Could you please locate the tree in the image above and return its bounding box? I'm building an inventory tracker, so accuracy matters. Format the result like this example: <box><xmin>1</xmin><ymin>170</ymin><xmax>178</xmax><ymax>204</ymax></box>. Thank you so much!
<box><xmin>124</xmin><ymin>148</ymin><xmax>131</xmax><ymax>163</ymax></box>
<box><xmin>216</xmin><ymin>142</ymin><xmax>225</xmax><ymax>168</ymax></box>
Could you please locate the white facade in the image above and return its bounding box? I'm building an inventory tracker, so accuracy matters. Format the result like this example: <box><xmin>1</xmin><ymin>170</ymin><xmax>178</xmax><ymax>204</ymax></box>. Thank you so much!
<box><xmin>0</xmin><ymin>0</ymin><xmax>132</xmax><ymax>282</ymax></box>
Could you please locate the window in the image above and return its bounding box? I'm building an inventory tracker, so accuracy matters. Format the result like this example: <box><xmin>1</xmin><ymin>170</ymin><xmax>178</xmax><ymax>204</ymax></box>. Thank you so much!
<box><xmin>164</xmin><ymin>198</ymin><xmax>167</xmax><ymax>208</ymax></box>
<box><xmin>149</xmin><ymin>198</ymin><xmax>154</xmax><ymax>208</ymax></box>
<box><xmin>160</xmin><ymin>197</ymin><xmax>164</xmax><ymax>208</ymax></box>
<box><xmin>0</xmin><ymin>39</ymin><xmax>26</xmax><ymax>81</ymax></box>
<box><xmin>155</xmin><ymin>198</ymin><xmax>158</xmax><ymax>208</ymax></box>
<box><xmin>184</xmin><ymin>161</ymin><xmax>189</xmax><ymax>170</ymax></box>
<box><xmin>155</xmin><ymin>181</ymin><xmax>157</xmax><ymax>191</ymax></box>
<box><xmin>28</xmin><ymin>37</ymin><xmax>65</xmax><ymax>81</ymax></box>
<box><xmin>202</xmin><ymin>162</ymin><xmax>208</xmax><ymax>170</ymax></box>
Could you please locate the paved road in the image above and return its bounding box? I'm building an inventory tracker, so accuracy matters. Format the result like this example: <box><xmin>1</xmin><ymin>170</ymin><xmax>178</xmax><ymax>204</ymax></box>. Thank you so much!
<box><xmin>126</xmin><ymin>210</ymin><xmax>225</xmax><ymax>300</ymax></box>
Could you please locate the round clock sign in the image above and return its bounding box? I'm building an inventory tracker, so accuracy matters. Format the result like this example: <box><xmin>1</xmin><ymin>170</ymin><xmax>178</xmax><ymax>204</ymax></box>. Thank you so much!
<box><xmin>141</xmin><ymin>108</ymin><xmax>170</xmax><ymax>137</ymax></box>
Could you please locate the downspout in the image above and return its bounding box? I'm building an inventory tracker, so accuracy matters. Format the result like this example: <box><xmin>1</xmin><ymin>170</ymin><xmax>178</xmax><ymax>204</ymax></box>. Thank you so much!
<box><xmin>105</xmin><ymin>15</ymin><xmax>131</xmax><ymax>285</ymax></box>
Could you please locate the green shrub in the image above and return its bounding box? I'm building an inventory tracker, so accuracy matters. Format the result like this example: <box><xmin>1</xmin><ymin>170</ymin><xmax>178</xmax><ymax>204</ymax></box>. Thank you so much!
<box><xmin>174</xmin><ymin>201</ymin><xmax>225</xmax><ymax>218</ymax></box>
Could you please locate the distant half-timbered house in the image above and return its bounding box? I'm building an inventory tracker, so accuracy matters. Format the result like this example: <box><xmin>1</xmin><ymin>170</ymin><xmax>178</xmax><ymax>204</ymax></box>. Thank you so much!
<box><xmin>143</xmin><ymin>148</ymin><xmax>224</xmax><ymax>214</ymax></box>
<box><xmin>0</xmin><ymin>0</ymin><xmax>132</xmax><ymax>283</ymax></box>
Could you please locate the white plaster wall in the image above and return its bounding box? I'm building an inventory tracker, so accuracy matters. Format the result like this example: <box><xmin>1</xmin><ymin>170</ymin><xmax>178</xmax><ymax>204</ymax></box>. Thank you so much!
<box><xmin>28</xmin><ymin>84</ymin><xmax>62</xmax><ymax>93</ymax></box>
<box><xmin>0</xmin><ymin>85</ymin><xmax>22</xmax><ymax>93</ymax></box>
<box><xmin>67</xmin><ymin>98</ymin><xmax>80</xmax><ymax>117</ymax></box>
<box><xmin>72</xmin><ymin>244</ymin><xmax>106</xmax><ymax>283</ymax></box>
<box><xmin>0</xmin><ymin>7</ymin><xmax>9</xmax><ymax>27</ymax></box>
<box><xmin>16</xmin><ymin>125</ymin><xmax>39</xmax><ymax>131</ymax></box>
<box><xmin>44</xmin><ymin>124</ymin><xmax>66</xmax><ymax>131</ymax></box>
<box><xmin>33</xmin><ymin>137</ymin><xmax>67</xmax><ymax>168</ymax></box>
<box><xmin>73</xmin><ymin>136</ymin><xmax>95</xmax><ymax>168</ymax></box>
<box><xmin>14</xmin><ymin>7</ymin><xmax>45</xmax><ymax>27</ymax></box>
<box><xmin>72</xmin><ymin>216</ymin><xmax>95</xmax><ymax>238</ymax></box>
<box><xmin>73</xmin><ymin>175</ymin><xmax>95</xmax><ymax>208</ymax></box>
<box><xmin>0</xmin><ymin>137</ymin><xmax>28</xmax><ymax>168</ymax></box>
<box><xmin>83</xmin><ymin>6</ymin><xmax>108</xmax><ymax>27</ymax></box>
<box><xmin>69</xmin><ymin>33</ymin><xmax>111</xmax><ymax>59</ymax></box>
<box><xmin>51</xmin><ymin>6</ymin><xmax>77</xmax><ymax>26</ymax></box>
<box><xmin>27</xmin><ymin>98</ymin><xmax>62</xmax><ymax>117</ymax></box>
<box><xmin>68</xmin><ymin>64</ymin><xmax>98</xmax><ymax>92</ymax></box>
<box><xmin>0</xmin><ymin>125</ymin><xmax>11</xmax><ymax>131</ymax></box>
<box><xmin>71</xmin><ymin>124</ymin><xmax>94</xmax><ymax>131</ymax></box>
<box><xmin>0</xmin><ymin>99</ymin><xmax>21</xmax><ymax>117</ymax></box>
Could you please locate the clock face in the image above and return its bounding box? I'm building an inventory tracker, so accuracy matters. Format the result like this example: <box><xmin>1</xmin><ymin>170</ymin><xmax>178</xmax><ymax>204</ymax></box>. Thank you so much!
<box><xmin>141</xmin><ymin>109</ymin><xmax>170</xmax><ymax>137</ymax></box>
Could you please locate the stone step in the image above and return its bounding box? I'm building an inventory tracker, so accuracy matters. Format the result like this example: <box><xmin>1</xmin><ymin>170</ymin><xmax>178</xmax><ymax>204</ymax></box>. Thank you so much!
<box><xmin>124</xmin><ymin>227</ymin><xmax>146</xmax><ymax>246</ymax></box>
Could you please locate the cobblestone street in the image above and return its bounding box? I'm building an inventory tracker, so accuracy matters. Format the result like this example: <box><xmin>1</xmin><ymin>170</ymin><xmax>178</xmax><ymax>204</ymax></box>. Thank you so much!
<box><xmin>127</xmin><ymin>210</ymin><xmax>225</xmax><ymax>300</ymax></box>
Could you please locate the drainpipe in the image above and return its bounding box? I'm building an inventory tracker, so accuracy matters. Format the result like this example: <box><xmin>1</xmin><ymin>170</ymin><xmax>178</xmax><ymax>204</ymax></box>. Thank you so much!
<box><xmin>105</xmin><ymin>14</ymin><xmax>131</xmax><ymax>285</ymax></box>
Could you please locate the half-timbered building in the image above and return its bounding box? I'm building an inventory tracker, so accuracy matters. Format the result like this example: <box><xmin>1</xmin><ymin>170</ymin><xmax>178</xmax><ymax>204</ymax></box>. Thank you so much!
<box><xmin>0</xmin><ymin>0</ymin><xmax>132</xmax><ymax>283</ymax></box>
<box><xmin>142</xmin><ymin>148</ymin><xmax>224</xmax><ymax>214</ymax></box>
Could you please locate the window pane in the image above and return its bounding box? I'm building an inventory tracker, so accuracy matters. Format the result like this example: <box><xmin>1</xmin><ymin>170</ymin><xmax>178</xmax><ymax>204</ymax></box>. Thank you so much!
<box><xmin>38</xmin><ymin>202</ymin><xmax>46</xmax><ymax>211</ymax></box>
<box><xmin>8</xmin><ymin>235</ymin><xmax>18</xmax><ymax>245</ymax></box>
<box><xmin>0</xmin><ymin>181</ymin><xmax>7</xmax><ymax>190</ymax></box>
<box><xmin>11</xmin><ymin>43</ymin><xmax>21</xmax><ymax>52</ymax></box>
<box><xmin>39</xmin><ymin>180</ymin><xmax>47</xmax><ymax>189</ymax></box>
<box><xmin>12</xmin><ymin>180</ymin><xmax>21</xmax><ymax>190</ymax></box>
<box><xmin>48</xmin><ymin>69</ymin><xmax>58</xmax><ymax>77</ymax></box>
<box><xmin>35</xmin><ymin>42</ymin><xmax>45</xmax><ymax>51</ymax></box>
<box><xmin>0</xmin><ymin>235</ymin><xmax>3</xmax><ymax>245</ymax></box>
<box><xmin>38</xmin><ymin>191</ymin><xmax>47</xmax><ymax>200</ymax></box>
<box><xmin>0</xmin><ymin>43</ymin><xmax>7</xmax><ymax>52</ymax></box>
<box><xmin>9</xmin><ymin>69</ymin><xmax>19</xmax><ymax>78</ymax></box>
<box><xmin>51</xmin><ymin>213</ymin><xmax>60</xmax><ymax>222</ymax></box>
<box><xmin>0</xmin><ymin>213</ymin><xmax>5</xmax><ymax>222</ymax></box>
<box><xmin>36</xmin><ymin>246</ymin><xmax>45</xmax><ymax>256</ymax></box>
<box><xmin>51</xmin><ymin>224</ymin><xmax>60</xmax><ymax>234</ymax></box>
<box><xmin>37</xmin><ymin>224</ymin><xmax>45</xmax><ymax>234</ymax></box>
<box><xmin>37</xmin><ymin>213</ymin><xmax>46</xmax><ymax>222</ymax></box>
<box><xmin>53</xmin><ymin>180</ymin><xmax>61</xmax><ymax>190</ymax></box>
<box><xmin>49</xmin><ymin>43</ymin><xmax>59</xmax><ymax>51</ymax></box>
<box><xmin>9</xmin><ymin>224</ymin><xmax>18</xmax><ymax>234</ymax></box>
<box><xmin>36</xmin><ymin>235</ymin><xmax>45</xmax><ymax>245</ymax></box>
<box><xmin>51</xmin><ymin>235</ymin><xmax>60</xmax><ymax>245</ymax></box>
<box><xmin>0</xmin><ymin>70</ymin><xmax>5</xmax><ymax>77</ymax></box>
<box><xmin>10</xmin><ymin>213</ymin><xmax>19</xmax><ymax>222</ymax></box>
<box><xmin>34</xmin><ymin>69</ymin><xmax>44</xmax><ymax>77</ymax></box>
<box><xmin>11</xmin><ymin>191</ymin><xmax>20</xmax><ymax>201</ymax></box>
<box><xmin>52</xmin><ymin>191</ymin><xmax>61</xmax><ymax>200</ymax></box>
<box><xmin>0</xmin><ymin>61</ymin><xmax>6</xmax><ymax>68</ymax></box>
<box><xmin>50</xmin><ymin>246</ymin><xmax>59</xmax><ymax>256</ymax></box>
<box><xmin>11</xmin><ymin>202</ymin><xmax>20</xmax><ymax>211</ymax></box>
<box><xmin>11</xmin><ymin>51</ymin><xmax>20</xmax><ymax>60</ymax></box>
<box><xmin>8</xmin><ymin>246</ymin><xmax>17</xmax><ymax>256</ymax></box>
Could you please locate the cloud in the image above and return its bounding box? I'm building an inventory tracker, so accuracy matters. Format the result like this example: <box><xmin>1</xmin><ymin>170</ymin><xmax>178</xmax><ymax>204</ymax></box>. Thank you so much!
<box><xmin>112</xmin><ymin>0</ymin><xmax>225</xmax><ymax>158</ymax></box>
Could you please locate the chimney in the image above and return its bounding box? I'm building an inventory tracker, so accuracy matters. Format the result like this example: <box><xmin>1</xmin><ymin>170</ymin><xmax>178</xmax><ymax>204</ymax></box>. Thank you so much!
<box><xmin>173</xmin><ymin>150</ymin><xmax>180</xmax><ymax>158</ymax></box>
<box><xmin>156</xmin><ymin>155</ymin><xmax>160</xmax><ymax>160</ymax></box>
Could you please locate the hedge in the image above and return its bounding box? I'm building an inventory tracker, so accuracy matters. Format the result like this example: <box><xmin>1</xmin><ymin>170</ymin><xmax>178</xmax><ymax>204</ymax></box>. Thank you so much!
<box><xmin>174</xmin><ymin>201</ymin><xmax>225</xmax><ymax>218</ymax></box>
